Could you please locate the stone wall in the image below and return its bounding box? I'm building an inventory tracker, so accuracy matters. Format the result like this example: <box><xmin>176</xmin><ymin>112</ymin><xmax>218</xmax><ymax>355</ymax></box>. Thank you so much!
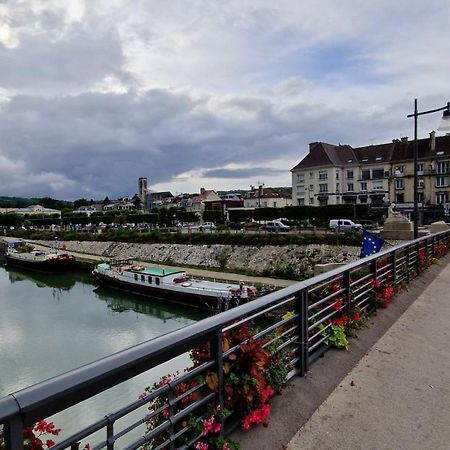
<box><xmin>42</xmin><ymin>240</ymin><xmax>360</xmax><ymax>278</ymax></box>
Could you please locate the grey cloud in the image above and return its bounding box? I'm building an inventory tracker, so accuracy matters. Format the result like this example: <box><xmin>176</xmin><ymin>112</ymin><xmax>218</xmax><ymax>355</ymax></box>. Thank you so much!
<box><xmin>0</xmin><ymin>18</ymin><xmax>130</xmax><ymax>94</ymax></box>
<box><xmin>0</xmin><ymin>87</ymin><xmax>409</xmax><ymax>199</ymax></box>
<box><xmin>203</xmin><ymin>167</ymin><xmax>286</xmax><ymax>179</ymax></box>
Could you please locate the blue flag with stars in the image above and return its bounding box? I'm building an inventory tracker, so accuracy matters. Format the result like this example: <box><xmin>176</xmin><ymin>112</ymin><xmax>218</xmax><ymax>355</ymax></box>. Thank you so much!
<box><xmin>360</xmin><ymin>229</ymin><xmax>385</xmax><ymax>258</ymax></box>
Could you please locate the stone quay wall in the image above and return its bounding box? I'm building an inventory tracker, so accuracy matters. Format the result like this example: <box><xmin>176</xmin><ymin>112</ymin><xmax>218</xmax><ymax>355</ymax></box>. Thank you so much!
<box><xmin>42</xmin><ymin>240</ymin><xmax>360</xmax><ymax>277</ymax></box>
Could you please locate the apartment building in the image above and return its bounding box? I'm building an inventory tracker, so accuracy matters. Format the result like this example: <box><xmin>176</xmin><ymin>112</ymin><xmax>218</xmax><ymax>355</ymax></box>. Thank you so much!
<box><xmin>291</xmin><ymin>142</ymin><xmax>389</xmax><ymax>206</ymax></box>
<box><xmin>291</xmin><ymin>133</ymin><xmax>450</xmax><ymax>211</ymax></box>
<box><xmin>389</xmin><ymin>132</ymin><xmax>450</xmax><ymax>210</ymax></box>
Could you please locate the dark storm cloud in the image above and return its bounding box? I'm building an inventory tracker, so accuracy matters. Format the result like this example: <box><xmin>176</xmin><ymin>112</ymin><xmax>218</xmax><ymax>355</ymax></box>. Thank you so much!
<box><xmin>0</xmin><ymin>87</ymin><xmax>405</xmax><ymax>199</ymax></box>
<box><xmin>203</xmin><ymin>167</ymin><xmax>286</xmax><ymax>179</ymax></box>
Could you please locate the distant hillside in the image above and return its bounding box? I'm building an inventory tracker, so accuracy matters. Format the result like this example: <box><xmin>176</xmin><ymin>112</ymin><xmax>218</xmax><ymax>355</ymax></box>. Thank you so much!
<box><xmin>0</xmin><ymin>196</ymin><xmax>72</xmax><ymax>209</ymax></box>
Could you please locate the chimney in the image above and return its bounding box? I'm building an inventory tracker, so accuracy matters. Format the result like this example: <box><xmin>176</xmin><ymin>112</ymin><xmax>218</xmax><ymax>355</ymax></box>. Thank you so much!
<box><xmin>309</xmin><ymin>142</ymin><xmax>319</xmax><ymax>152</ymax></box>
<box><xmin>200</xmin><ymin>187</ymin><xmax>205</xmax><ymax>195</ymax></box>
<box><xmin>430</xmin><ymin>130</ymin><xmax>436</xmax><ymax>151</ymax></box>
<box><xmin>258</xmin><ymin>184</ymin><xmax>263</xmax><ymax>198</ymax></box>
<box><xmin>400</xmin><ymin>137</ymin><xmax>408</xmax><ymax>143</ymax></box>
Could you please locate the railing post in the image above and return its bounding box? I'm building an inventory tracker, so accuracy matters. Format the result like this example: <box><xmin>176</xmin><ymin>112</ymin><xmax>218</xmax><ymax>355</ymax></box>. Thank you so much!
<box><xmin>406</xmin><ymin>245</ymin><xmax>411</xmax><ymax>281</ymax></box>
<box><xmin>106</xmin><ymin>414</ymin><xmax>114</xmax><ymax>450</ymax></box>
<box><xmin>210</xmin><ymin>330</ymin><xmax>224</xmax><ymax>436</ymax></box>
<box><xmin>343</xmin><ymin>270</ymin><xmax>351</xmax><ymax>309</ymax></box>
<box><xmin>296</xmin><ymin>290</ymin><xmax>309</xmax><ymax>376</ymax></box>
<box><xmin>5</xmin><ymin>415</ymin><xmax>25</xmax><ymax>450</ymax></box>
<box><xmin>391</xmin><ymin>249</ymin><xmax>397</xmax><ymax>285</ymax></box>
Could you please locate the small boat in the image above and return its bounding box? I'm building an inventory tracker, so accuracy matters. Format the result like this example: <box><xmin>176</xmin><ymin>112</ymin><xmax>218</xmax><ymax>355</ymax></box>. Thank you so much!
<box><xmin>5</xmin><ymin>241</ymin><xmax>77</xmax><ymax>273</ymax></box>
<box><xmin>92</xmin><ymin>258</ymin><xmax>258</xmax><ymax>312</ymax></box>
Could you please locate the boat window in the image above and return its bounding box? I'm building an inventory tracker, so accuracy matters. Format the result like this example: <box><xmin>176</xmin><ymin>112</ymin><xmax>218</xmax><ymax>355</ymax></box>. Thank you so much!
<box><xmin>155</xmin><ymin>278</ymin><xmax>160</xmax><ymax>285</ymax></box>
<box><xmin>141</xmin><ymin>275</ymin><xmax>145</xmax><ymax>282</ymax></box>
<box><xmin>148</xmin><ymin>276</ymin><xmax>152</xmax><ymax>284</ymax></box>
<box><xmin>134</xmin><ymin>274</ymin><xmax>138</xmax><ymax>281</ymax></box>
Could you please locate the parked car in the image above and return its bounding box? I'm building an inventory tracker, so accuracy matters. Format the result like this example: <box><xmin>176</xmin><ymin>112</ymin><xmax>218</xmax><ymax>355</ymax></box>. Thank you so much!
<box><xmin>198</xmin><ymin>222</ymin><xmax>216</xmax><ymax>231</ymax></box>
<box><xmin>329</xmin><ymin>219</ymin><xmax>362</xmax><ymax>232</ymax></box>
<box><xmin>265</xmin><ymin>220</ymin><xmax>291</xmax><ymax>232</ymax></box>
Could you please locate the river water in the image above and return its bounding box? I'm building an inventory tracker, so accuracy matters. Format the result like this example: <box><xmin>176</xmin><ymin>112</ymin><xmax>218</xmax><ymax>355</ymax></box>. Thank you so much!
<box><xmin>0</xmin><ymin>258</ymin><xmax>206</xmax><ymax>445</ymax></box>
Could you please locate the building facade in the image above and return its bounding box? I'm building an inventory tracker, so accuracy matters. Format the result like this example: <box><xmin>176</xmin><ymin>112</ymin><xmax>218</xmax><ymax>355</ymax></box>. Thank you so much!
<box><xmin>291</xmin><ymin>133</ymin><xmax>450</xmax><ymax>212</ymax></box>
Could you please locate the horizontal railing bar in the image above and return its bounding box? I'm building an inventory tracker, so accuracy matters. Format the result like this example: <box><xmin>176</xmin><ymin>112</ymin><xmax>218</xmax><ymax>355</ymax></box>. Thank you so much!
<box><xmin>307</xmin><ymin>287</ymin><xmax>346</xmax><ymax>311</ymax></box>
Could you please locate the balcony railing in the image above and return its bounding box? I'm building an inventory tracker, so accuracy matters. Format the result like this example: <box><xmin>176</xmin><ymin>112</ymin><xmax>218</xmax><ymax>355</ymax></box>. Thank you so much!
<box><xmin>1</xmin><ymin>231</ymin><xmax>449</xmax><ymax>449</ymax></box>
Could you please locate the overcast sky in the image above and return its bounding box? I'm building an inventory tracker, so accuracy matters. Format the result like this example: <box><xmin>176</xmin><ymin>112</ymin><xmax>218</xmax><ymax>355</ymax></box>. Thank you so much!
<box><xmin>1</xmin><ymin>0</ymin><xmax>449</xmax><ymax>200</ymax></box>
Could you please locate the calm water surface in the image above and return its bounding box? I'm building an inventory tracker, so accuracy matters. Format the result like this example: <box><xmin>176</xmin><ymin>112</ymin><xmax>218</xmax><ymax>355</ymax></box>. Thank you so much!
<box><xmin>0</xmin><ymin>259</ymin><xmax>206</xmax><ymax>443</ymax></box>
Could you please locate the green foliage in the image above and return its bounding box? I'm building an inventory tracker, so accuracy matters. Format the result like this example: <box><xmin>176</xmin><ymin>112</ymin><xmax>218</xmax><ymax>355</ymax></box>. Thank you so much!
<box><xmin>253</xmin><ymin>207</ymin><xmax>281</xmax><ymax>221</ymax></box>
<box><xmin>203</xmin><ymin>209</ymin><xmax>225</xmax><ymax>224</ymax></box>
<box><xmin>325</xmin><ymin>324</ymin><xmax>349</xmax><ymax>350</ymax></box>
<box><xmin>228</xmin><ymin>209</ymin><xmax>254</xmax><ymax>223</ymax></box>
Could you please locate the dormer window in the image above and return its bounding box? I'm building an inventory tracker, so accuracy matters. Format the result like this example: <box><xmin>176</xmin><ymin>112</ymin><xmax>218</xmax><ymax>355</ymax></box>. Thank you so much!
<box><xmin>376</xmin><ymin>156</ymin><xmax>382</xmax><ymax>161</ymax></box>
<box><xmin>347</xmin><ymin>159</ymin><xmax>353</xmax><ymax>163</ymax></box>
<box><xmin>362</xmin><ymin>158</ymin><xmax>368</xmax><ymax>163</ymax></box>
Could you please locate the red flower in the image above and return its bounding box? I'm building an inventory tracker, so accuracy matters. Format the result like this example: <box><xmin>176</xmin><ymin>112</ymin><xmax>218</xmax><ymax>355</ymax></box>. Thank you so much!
<box><xmin>332</xmin><ymin>299</ymin><xmax>344</xmax><ymax>311</ymax></box>
<box><xmin>46</xmin><ymin>440</ymin><xmax>56</xmax><ymax>448</ymax></box>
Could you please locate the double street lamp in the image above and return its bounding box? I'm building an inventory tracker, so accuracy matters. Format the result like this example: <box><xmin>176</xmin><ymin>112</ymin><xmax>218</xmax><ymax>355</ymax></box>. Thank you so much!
<box><xmin>407</xmin><ymin>99</ymin><xmax>450</xmax><ymax>239</ymax></box>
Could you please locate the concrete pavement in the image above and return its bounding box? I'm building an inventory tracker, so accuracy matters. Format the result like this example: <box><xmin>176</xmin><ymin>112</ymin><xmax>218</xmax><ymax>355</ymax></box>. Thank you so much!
<box><xmin>287</xmin><ymin>257</ymin><xmax>450</xmax><ymax>450</ymax></box>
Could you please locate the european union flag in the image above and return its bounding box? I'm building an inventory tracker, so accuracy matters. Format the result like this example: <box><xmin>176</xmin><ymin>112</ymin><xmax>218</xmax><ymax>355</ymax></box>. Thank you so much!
<box><xmin>360</xmin><ymin>230</ymin><xmax>385</xmax><ymax>258</ymax></box>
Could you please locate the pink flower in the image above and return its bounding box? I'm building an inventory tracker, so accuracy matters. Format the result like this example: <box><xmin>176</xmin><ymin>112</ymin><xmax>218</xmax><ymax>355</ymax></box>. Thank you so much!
<box><xmin>195</xmin><ymin>442</ymin><xmax>209</xmax><ymax>450</ymax></box>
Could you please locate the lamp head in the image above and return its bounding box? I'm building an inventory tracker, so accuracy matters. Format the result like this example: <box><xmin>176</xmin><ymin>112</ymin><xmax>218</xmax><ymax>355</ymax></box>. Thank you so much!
<box><xmin>438</xmin><ymin>108</ymin><xmax>450</xmax><ymax>132</ymax></box>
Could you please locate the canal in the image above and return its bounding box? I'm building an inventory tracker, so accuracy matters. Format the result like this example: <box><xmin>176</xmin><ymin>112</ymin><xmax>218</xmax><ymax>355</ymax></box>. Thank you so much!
<box><xmin>0</xmin><ymin>258</ymin><xmax>207</xmax><ymax>444</ymax></box>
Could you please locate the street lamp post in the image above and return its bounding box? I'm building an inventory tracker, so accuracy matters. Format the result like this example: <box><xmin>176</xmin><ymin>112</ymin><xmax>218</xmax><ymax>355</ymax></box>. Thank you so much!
<box><xmin>407</xmin><ymin>99</ymin><xmax>450</xmax><ymax>239</ymax></box>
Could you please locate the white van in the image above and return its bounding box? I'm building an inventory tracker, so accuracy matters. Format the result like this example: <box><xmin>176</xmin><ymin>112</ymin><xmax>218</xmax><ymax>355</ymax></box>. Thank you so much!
<box><xmin>329</xmin><ymin>219</ymin><xmax>362</xmax><ymax>232</ymax></box>
<box><xmin>265</xmin><ymin>220</ymin><xmax>291</xmax><ymax>232</ymax></box>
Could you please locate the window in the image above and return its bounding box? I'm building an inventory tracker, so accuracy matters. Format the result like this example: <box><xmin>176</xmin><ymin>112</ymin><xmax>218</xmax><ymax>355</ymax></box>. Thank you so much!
<box><xmin>336</xmin><ymin>171</ymin><xmax>340</xmax><ymax>180</ymax></box>
<box><xmin>319</xmin><ymin>183</ymin><xmax>328</xmax><ymax>192</ymax></box>
<box><xmin>395</xmin><ymin>165</ymin><xmax>405</xmax><ymax>176</ymax></box>
<box><xmin>319</xmin><ymin>170</ymin><xmax>328</xmax><ymax>180</ymax></box>
<box><xmin>319</xmin><ymin>197</ymin><xmax>328</xmax><ymax>206</ymax></box>
<box><xmin>362</xmin><ymin>158</ymin><xmax>368</xmax><ymax>163</ymax></box>
<box><xmin>376</xmin><ymin>156</ymin><xmax>382</xmax><ymax>161</ymax></box>
<box><xmin>263</xmin><ymin>201</ymin><xmax>268</xmax><ymax>207</ymax></box>
<box><xmin>309</xmin><ymin>184</ymin><xmax>314</xmax><ymax>191</ymax></box>
<box><xmin>155</xmin><ymin>277</ymin><xmax>160</xmax><ymax>285</ymax></box>
<box><xmin>298</xmin><ymin>198</ymin><xmax>305</xmax><ymax>206</ymax></box>
<box><xmin>418</xmin><ymin>178</ymin><xmax>424</xmax><ymax>188</ymax></box>
<box><xmin>297</xmin><ymin>173</ymin><xmax>305</xmax><ymax>182</ymax></box>
<box><xmin>417</xmin><ymin>163</ymin><xmax>424</xmax><ymax>174</ymax></box>
<box><xmin>141</xmin><ymin>275</ymin><xmax>145</xmax><ymax>282</ymax></box>
<box><xmin>310</xmin><ymin>172</ymin><xmax>314</xmax><ymax>178</ymax></box>
<box><xmin>347</xmin><ymin>170</ymin><xmax>354</xmax><ymax>179</ymax></box>
<box><xmin>148</xmin><ymin>276</ymin><xmax>152</xmax><ymax>284</ymax></box>
<box><xmin>436</xmin><ymin>192</ymin><xmax>449</xmax><ymax>204</ymax></box>
<box><xmin>336</xmin><ymin>182</ymin><xmax>340</xmax><ymax>192</ymax></box>
<box><xmin>395</xmin><ymin>179</ymin><xmax>404</xmax><ymax>190</ymax></box>
<box><xmin>418</xmin><ymin>193</ymin><xmax>424</xmax><ymax>203</ymax></box>
<box><xmin>437</xmin><ymin>161</ymin><xmax>449</xmax><ymax>173</ymax></box>
<box><xmin>372</xmin><ymin>168</ymin><xmax>385</xmax><ymax>179</ymax></box>
<box><xmin>297</xmin><ymin>186</ymin><xmax>305</xmax><ymax>194</ymax></box>
<box><xmin>347</xmin><ymin>159</ymin><xmax>353</xmax><ymax>163</ymax></box>
<box><xmin>273</xmin><ymin>202</ymin><xmax>277</xmax><ymax>207</ymax></box>
<box><xmin>347</xmin><ymin>183</ymin><xmax>354</xmax><ymax>192</ymax></box>
<box><xmin>373</xmin><ymin>181</ymin><xmax>384</xmax><ymax>191</ymax></box>
<box><xmin>436</xmin><ymin>176</ymin><xmax>449</xmax><ymax>187</ymax></box>
<box><xmin>134</xmin><ymin>274</ymin><xmax>138</xmax><ymax>281</ymax></box>
<box><xmin>396</xmin><ymin>193</ymin><xmax>404</xmax><ymax>203</ymax></box>
<box><xmin>310</xmin><ymin>198</ymin><xmax>314</xmax><ymax>205</ymax></box>
<box><xmin>359</xmin><ymin>195</ymin><xmax>368</xmax><ymax>203</ymax></box>
<box><xmin>361</xmin><ymin>169</ymin><xmax>370</xmax><ymax>180</ymax></box>
<box><xmin>360</xmin><ymin>182</ymin><xmax>367</xmax><ymax>191</ymax></box>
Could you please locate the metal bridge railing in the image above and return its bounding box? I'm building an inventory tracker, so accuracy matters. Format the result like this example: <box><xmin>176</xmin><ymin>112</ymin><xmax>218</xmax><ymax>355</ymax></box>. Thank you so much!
<box><xmin>1</xmin><ymin>230</ymin><xmax>449</xmax><ymax>449</ymax></box>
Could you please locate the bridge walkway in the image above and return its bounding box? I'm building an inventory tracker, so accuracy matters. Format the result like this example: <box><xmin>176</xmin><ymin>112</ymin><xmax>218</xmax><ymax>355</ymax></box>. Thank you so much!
<box><xmin>235</xmin><ymin>254</ymin><xmax>450</xmax><ymax>450</ymax></box>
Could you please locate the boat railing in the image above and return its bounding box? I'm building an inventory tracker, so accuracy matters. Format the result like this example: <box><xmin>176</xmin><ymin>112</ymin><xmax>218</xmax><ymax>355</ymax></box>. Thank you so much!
<box><xmin>1</xmin><ymin>230</ymin><xmax>449</xmax><ymax>449</ymax></box>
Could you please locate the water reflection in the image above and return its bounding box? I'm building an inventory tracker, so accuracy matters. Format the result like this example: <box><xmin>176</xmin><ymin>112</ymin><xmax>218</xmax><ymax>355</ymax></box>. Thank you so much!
<box><xmin>0</xmin><ymin>261</ymin><xmax>204</xmax><ymax>442</ymax></box>
<box><xmin>93</xmin><ymin>284</ymin><xmax>206</xmax><ymax>324</ymax></box>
